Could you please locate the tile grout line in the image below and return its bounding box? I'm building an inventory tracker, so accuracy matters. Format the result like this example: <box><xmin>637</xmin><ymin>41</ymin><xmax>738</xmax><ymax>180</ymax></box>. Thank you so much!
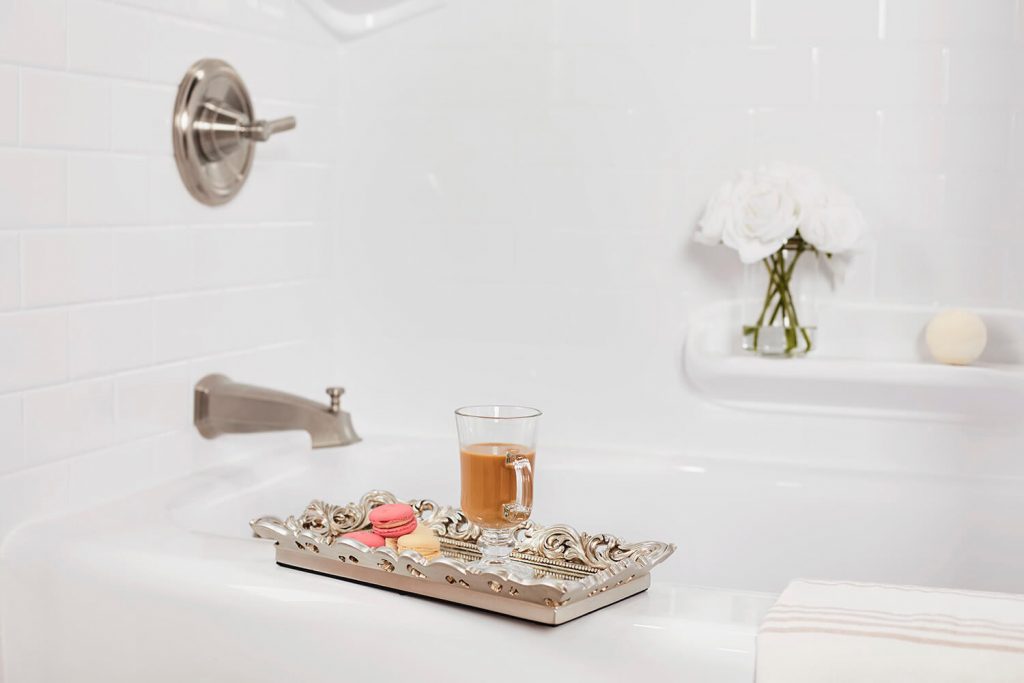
<box><xmin>14</xmin><ymin>66</ymin><xmax>21</xmax><ymax>148</ymax></box>
<box><xmin>2</xmin><ymin>335</ymin><xmax>315</xmax><ymax>402</ymax></box>
<box><xmin>4</xmin><ymin>63</ymin><xmax>331</xmax><ymax>111</ymax></box>
<box><xmin>810</xmin><ymin>46</ymin><xmax>821</xmax><ymax>105</ymax></box>
<box><xmin>2</xmin><ymin>264</ymin><xmax>323</xmax><ymax>316</ymax></box>
<box><xmin>64</xmin><ymin>0</ymin><xmax>70</xmax><ymax>71</ymax></box>
<box><xmin>1017</xmin><ymin>0</ymin><xmax>1023</xmax><ymax>43</ymax></box>
<box><xmin>17</xmin><ymin>230</ymin><xmax>25</xmax><ymax>310</ymax></box>
<box><xmin>940</xmin><ymin>47</ymin><xmax>951</xmax><ymax>106</ymax></box>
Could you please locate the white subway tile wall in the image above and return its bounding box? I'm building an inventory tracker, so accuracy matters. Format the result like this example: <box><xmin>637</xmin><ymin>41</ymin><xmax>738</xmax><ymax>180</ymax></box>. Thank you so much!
<box><xmin>332</xmin><ymin>0</ymin><xmax>1024</xmax><ymax>447</ymax></box>
<box><xmin>1</xmin><ymin>0</ymin><xmax>1022</xmax><ymax>547</ymax></box>
<box><xmin>0</xmin><ymin>0</ymin><xmax>340</xmax><ymax>540</ymax></box>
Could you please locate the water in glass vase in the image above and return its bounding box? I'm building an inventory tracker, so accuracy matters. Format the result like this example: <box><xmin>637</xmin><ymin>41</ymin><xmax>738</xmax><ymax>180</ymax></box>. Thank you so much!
<box><xmin>741</xmin><ymin>239</ymin><xmax>820</xmax><ymax>357</ymax></box>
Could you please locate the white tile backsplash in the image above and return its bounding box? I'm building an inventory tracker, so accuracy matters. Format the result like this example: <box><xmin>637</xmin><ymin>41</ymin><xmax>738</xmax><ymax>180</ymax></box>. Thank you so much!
<box><xmin>0</xmin><ymin>310</ymin><xmax>68</xmax><ymax>393</ymax></box>
<box><xmin>874</xmin><ymin>171</ymin><xmax>946</xmax><ymax>233</ymax></box>
<box><xmin>946</xmin><ymin>0</ymin><xmax>1018</xmax><ymax>44</ymax></box>
<box><xmin>67</xmin><ymin>0</ymin><xmax>153</xmax><ymax>80</ymax></box>
<box><xmin>146</xmin><ymin>16</ymin><xmax>225</xmax><ymax>86</ymax></box>
<box><xmin>0</xmin><ymin>458</ymin><xmax>68</xmax><ymax>541</ymax></box>
<box><xmin>0</xmin><ymin>65</ymin><xmax>17</xmax><ymax>144</ymax></box>
<box><xmin>114</xmin><ymin>364</ymin><xmax>190</xmax><ymax>441</ymax></box>
<box><xmin>942</xmin><ymin>170</ymin><xmax>1016</xmax><ymax>235</ymax></box>
<box><xmin>817</xmin><ymin>45</ymin><xmax>947</xmax><ymax>106</ymax></box>
<box><xmin>756</xmin><ymin>0</ymin><xmax>879</xmax><ymax>41</ymax></box>
<box><xmin>191</xmin><ymin>224</ymin><xmax>321</xmax><ymax>290</ymax></box>
<box><xmin>0</xmin><ymin>0</ymin><xmax>340</xmax><ymax>544</ymax></box>
<box><xmin>68</xmin><ymin>153</ymin><xmax>150</xmax><ymax>225</ymax></box>
<box><xmin>945</xmin><ymin>109</ymin><xmax>1013</xmax><ymax>171</ymax></box>
<box><xmin>0</xmin><ymin>233</ymin><xmax>20</xmax><ymax>311</ymax></box>
<box><xmin>632</xmin><ymin>0</ymin><xmax>752</xmax><ymax>45</ymax></box>
<box><xmin>0</xmin><ymin>395</ymin><xmax>25</xmax><ymax>475</ymax></box>
<box><xmin>19</xmin><ymin>69</ymin><xmax>111</xmax><ymax>149</ymax></box>
<box><xmin>112</xmin><ymin>227</ymin><xmax>195</xmax><ymax>296</ymax></box>
<box><xmin>68</xmin><ymin>301</ymin><xmax>153</xmax><ymax>378</ymax></box>
<box><xmin>883</xmin><ymin>0</ymin><xmax>948</xmax><ymax>42</ymax></box>
<box><xmin>678</xmin><ymin>46</ymin><xmax>814</xmax><ymax>106</ymax></box>
<box><xmin>876</xmin><ymin>239</ymin><xmax>1007</xmax><ymax>305</ymax></box>
<box><xmin>21</xmin><ymin>230</ymin><xmax>115</xmax><ymax>307</ymax></box>
<box><xmin>0</xmin><ymin>148</ymin><xmax>67</xmax><ymax>227</ymax></box>
<box><xmin>0</xmin><ymin>0</ymin><xmax>67</xmax><ymax>68</ymax></box>
<box><xmin>23</xmin><ymin>379</ymin><xmax>116</xmax><ymax>466</ymax></box>
<box><xmin>879</xmin><ymin>109</ymin><xmax>946</xmax><ymax>170</ymax></box>
<box><xmin>948</xmin><ymin>47</ymin><xmax>1018</xmax><ymax>107</ymax></box>
<box><xmin>753</xmin><ymin>106</ymin><xmax>882</xmax><ymax>170</ymax></box>
<box><xmin>110</xmin><ymin>82</ymin><xmax>174</xmax><ymax>154</ymax></box>
<box><xmin>151</xmin><ymin>283</ymin><xmax>318</xmax><ymax>362</ymax></box>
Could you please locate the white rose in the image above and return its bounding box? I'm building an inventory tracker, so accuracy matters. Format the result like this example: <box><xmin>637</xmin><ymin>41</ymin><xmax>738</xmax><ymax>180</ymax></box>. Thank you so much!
<box><xmin>799</xmin><ymin>185</ymin><xmax>866</xmax><ymax>254</ymax></box>
<box><xmin>720</xmin><ymin>170</ymin><xmax>800</xmax><ymax>263</ymax></box>
<box><xmin>695</xmin><ymin>179</ymin><xmax>736</xmax><ymax>246</ymax></box>
<box><xmin>765</xmin><ymin>162</ymin><xmax>828</xmax><ymax>226</ymax></box>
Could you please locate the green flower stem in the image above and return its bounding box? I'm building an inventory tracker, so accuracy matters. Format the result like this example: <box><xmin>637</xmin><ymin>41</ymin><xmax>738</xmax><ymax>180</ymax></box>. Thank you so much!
<box><xmin>767</xmin><ymin>255</ymin><xmax>796</xmax><ymax>351</ymax></box>
<box><xmin>787</xmin><ymin>246</ymin><xmax>813</xmax><ymax>352</ymax></box>
<box><xmin>779</xmin><ymin>247</ymin><xmax>812</xmax><ymax>353</ymax></box>
<box><xmin>767</xmin><ymin>253</ymin><xmax>792</xmax><ymax>325</ymax></box>
<box><xmin>755</xmin><ymin>243</ymin><xmax>813</xmax><ymax>354</ymax></box>
<box><xmin>752</xmin><ymin>262</ymin><xmax>779</xmax><ymax>349</ymax></box>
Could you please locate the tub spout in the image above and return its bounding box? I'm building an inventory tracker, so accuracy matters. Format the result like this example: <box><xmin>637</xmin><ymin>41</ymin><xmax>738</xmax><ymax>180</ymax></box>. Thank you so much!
<box><xmin>193</xmin><ymin>374</ymin><xmax>361</xmax><ymax>448</ymax></box>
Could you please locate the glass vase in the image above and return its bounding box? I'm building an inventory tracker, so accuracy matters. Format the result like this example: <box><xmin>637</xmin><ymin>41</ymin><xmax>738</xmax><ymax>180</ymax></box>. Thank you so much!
<box><xmin>741</xmin><ymin>239</ymin><xmax>820</xmax><ymax>357</ymax></box>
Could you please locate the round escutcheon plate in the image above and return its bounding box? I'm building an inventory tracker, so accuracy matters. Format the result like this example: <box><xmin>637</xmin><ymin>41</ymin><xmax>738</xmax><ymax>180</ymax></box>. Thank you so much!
<box><xmin>172</xmin><ymin>58</ymin><xmax>256</xmax><ymax>206</ymax></box>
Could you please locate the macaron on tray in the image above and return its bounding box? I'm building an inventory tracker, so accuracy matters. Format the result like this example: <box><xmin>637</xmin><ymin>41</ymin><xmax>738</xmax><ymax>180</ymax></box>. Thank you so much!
<box><xmin>251</xmin><ymin>490</ymin><xmax>675</xmax><ymax>625</ymax></box>
<box><xmin>339</xmin><ymin>503</ymin><xmax>443</xmax><ymax>561</ymax></box>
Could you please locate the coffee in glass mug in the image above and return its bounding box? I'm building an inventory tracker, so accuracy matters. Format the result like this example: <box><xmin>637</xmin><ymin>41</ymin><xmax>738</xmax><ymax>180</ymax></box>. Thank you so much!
<box><xmin>455</xmin><ymin>405</ymin><xmax>540</xmax><ymax>579</ymax></box>
<box><xmin>460</xmin><ymin>442</ymin><xmax>536</xmax><ymax>528</ymax></box>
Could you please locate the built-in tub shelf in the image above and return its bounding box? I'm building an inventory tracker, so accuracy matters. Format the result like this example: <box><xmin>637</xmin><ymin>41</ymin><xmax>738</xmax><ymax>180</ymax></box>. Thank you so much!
<box><xmin>684</xmin><ymin>301</ymin><xmax>1024</xmax><ymax>420</ymax></box>
<box><xmin>301</xmin><ymin>0</ymin><xmax>443</xmax><ymax>40</ymax></box>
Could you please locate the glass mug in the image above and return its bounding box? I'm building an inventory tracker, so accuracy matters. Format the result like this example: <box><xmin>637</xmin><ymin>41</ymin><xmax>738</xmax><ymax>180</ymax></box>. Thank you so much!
<box><xmin>455</xmin><ymin>405</ymin><xmax>540</xmax><ymax>579</ymax></box>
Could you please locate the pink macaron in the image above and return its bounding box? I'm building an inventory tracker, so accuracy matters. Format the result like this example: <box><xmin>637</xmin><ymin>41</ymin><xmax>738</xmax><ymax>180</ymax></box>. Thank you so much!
<box><xmin>368</xmin><ymin>503</ymin><xmax>418</xmax><ymax>538</ymax></box>
<box><xmin>341</xmin><ymin>530</ymin><xmax>385</xmax><ymax>548</ymax></box>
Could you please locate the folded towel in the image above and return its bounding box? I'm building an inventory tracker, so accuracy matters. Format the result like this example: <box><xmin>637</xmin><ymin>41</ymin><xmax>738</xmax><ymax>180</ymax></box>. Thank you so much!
<box><xmin>756</xmin><ymin>579</ymin><xmax>1024</xmax><ymax>682</ymax></box>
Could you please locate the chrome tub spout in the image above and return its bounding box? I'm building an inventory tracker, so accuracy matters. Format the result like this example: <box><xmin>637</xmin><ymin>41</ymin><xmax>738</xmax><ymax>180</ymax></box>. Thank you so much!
<box><xmin>193</xmin><ymin>374</ymin><xmax>360</xmax><ymax>449</ymax></box>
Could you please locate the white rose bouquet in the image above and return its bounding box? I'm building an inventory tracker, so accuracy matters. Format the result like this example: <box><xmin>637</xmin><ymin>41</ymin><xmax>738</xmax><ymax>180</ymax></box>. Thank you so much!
<box><xmin>695</xmin><ymin>163</ymin><xmax>865</xmax><ymax>355</ymax></box>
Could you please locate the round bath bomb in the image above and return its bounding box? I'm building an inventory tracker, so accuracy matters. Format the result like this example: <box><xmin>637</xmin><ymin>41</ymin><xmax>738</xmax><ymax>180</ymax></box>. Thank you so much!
<box><xmin>925</xmin><ymin>309</ymin><xmax>987</xmax><ymax>365</ymax></box>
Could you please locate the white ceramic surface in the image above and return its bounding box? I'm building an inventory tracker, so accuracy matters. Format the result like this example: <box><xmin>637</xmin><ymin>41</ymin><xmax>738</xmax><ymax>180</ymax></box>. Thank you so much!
<box><xmin>0</xmin><ymin>435</ymin><xmax>768</xmax><ymax>682</ymax></box>
<box><xmin>4</xmin><ymin>433</ymin><xmax>1024</xmax><ymax>681</ymax></box>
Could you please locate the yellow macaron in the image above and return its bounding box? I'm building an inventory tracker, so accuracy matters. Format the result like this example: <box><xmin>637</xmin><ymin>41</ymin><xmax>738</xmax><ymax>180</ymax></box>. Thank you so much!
<box><xmin>396</xmin><ymin>525</ymin><xmax>441</xmax><ymax>561</ymax></box>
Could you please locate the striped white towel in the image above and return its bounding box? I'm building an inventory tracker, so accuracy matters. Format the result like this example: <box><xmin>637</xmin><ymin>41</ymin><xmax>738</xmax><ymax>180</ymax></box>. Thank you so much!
<box><xmin>756</xmin><ymin>579</ymin><xmax>1024</xmax><ymax>682</ymax></box>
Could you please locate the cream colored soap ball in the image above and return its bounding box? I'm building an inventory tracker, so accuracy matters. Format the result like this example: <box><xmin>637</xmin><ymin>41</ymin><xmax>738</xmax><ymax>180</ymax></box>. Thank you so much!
<box><xmin>925</xmin><ymin>309</ymin><xmax>987</xmax><ymax>366</ymax></box>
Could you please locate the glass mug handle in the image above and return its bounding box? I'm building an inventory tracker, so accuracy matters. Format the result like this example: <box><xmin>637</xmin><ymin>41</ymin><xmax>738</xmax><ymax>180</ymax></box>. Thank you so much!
<box><xmin>502</xmin><ymin>449</ymin><xmax>533</xmax><ymax>523</ymax></box>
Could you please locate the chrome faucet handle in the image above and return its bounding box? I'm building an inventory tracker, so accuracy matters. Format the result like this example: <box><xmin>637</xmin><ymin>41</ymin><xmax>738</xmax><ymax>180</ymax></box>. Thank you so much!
<box><xmin>326</xmin><ymin>387</ymin><xmax>345</xmax><ymax>414</ymax></box>
<box><xmin>242</xmin><ymin>116</ymin><xmax>296</xmax><ymax>142</ymax></box>
<box><xmin>172</xmin><ymin>59</ymin><xmax>298</xmax><ymax>206</ymax></box>
<box><xmin>194</xmin><ymin>103</ymin><xmax>295</xmax><ymax>157</ymax></box>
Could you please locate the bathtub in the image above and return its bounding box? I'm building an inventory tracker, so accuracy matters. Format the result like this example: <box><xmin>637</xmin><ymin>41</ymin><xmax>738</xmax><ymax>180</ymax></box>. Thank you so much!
<box><xmin>2</xmin><ymin>433</ymin><xmax>1022</xmax><ymax>681</ymax></box>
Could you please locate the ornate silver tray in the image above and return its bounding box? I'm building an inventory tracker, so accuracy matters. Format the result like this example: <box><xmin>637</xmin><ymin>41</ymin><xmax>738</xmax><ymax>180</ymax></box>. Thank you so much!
<box><xmin>251</xmin><ymin>490</ymin><xmax>676</xmax><ymax>625</ymax></box>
